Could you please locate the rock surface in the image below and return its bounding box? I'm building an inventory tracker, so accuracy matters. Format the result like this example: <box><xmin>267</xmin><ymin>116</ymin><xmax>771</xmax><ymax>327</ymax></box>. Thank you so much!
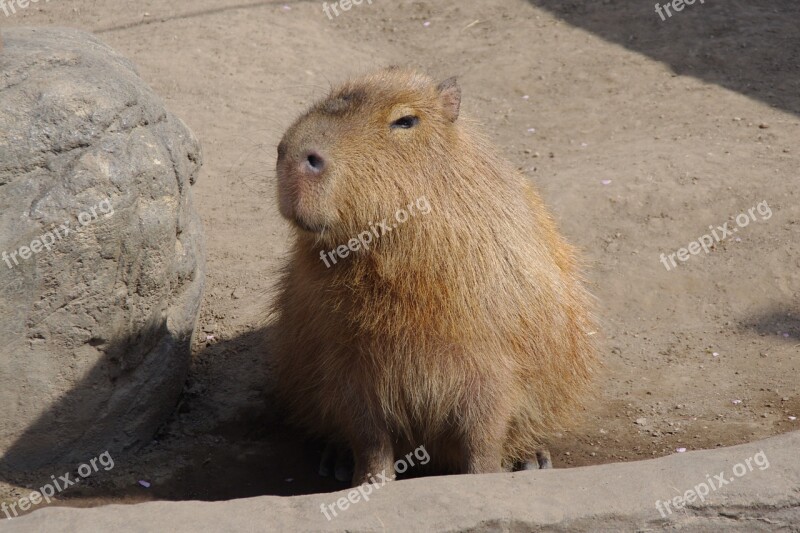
<box><xmin>4</xmin><ymin>431</ymin><xmax>799</xmax><ymax>531</ymax></box>
<box><xmin>0</xmin><ymin>27</ymin><xmax>204</xmax><ymax>471</ymax></box>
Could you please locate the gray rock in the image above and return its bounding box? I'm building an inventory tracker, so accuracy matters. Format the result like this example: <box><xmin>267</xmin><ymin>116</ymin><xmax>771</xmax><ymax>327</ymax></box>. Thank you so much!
<box><xmin>4</xmin><ymin>431</ymin><xmax>799</xmax><ymax>531</ymax></box>
<box><xmin>0</xmin><ymin>27</ymin><xmax>204</xmax><ymax>471</ymax></box>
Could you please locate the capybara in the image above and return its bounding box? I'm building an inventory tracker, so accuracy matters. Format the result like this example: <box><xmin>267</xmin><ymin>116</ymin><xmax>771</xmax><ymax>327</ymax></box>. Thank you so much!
<box><xmin>270</xmin><ymin>67</ymin><xmax>598</xmax><ymax>485</ymax></box>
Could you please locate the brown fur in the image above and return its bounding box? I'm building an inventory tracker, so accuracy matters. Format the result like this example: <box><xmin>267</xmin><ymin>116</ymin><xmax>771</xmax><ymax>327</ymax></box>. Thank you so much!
<box><xmin>270</xmin><ymin>68</ymin><xmax>598</xmax><ymax>484</ymax></box>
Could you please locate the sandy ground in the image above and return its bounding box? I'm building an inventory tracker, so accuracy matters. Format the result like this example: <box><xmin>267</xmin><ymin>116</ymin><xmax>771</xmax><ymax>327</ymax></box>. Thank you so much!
<box><xmin>1</xmin><ymin>0</ymin><xmax>798</xmax><ymax>513</ymax></box>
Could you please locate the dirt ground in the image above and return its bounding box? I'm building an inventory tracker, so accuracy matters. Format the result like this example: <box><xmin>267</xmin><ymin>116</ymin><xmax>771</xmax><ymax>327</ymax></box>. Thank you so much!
<box><xmin>1</xmin><ymin>0</ymin><xmax>798</xmax><ymax>513</ymax></box>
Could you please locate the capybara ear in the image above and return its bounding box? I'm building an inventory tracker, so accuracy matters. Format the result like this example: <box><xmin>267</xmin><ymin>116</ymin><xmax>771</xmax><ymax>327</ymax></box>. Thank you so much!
<box><xmin>437</xmin><ymin>77</ymin><xmax>461</xmax><ymax>122</ymax></box>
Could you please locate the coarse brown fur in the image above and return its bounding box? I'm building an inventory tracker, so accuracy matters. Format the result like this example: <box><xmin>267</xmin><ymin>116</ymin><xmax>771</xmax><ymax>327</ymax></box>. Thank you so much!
<box><xmin>269</xmin><ymin>67</ymin><xmax>598</xmax><ymax>485</ymax></box>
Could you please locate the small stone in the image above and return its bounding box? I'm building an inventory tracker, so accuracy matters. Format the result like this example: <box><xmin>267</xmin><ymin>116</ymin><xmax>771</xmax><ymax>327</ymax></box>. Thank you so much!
<box><xmin>758</xmin><ymin>123</ymin><xmax>769</xmax><ymax>129</ymax></box>
<box><xmin>635</xmin><ymin>417</ymin><xmax>647</xmax><ymax>426</ymax></box>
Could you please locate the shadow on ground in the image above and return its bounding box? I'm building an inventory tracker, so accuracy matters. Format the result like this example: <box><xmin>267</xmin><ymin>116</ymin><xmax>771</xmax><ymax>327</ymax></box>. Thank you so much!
<box><xmin>740</xmin><ymin>306</ymin><xmax>800</xmax><ymax>341</ymax></box>
<box><xmin>526</xmin><ymin>0</ymin><xmax>800</xmax><ymax>116</ymax></box>
<box><xmin>2</xmin><ymin>308</ymin><xmax>798</xmax><ymax>510</ymax></box>
<box><xmin>0</xmin><ymin>326</ymin><xmax>347</xmax><ymax>510</ymax></box>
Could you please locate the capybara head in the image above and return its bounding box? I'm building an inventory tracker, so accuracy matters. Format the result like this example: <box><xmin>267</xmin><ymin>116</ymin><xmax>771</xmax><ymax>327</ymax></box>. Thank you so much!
<box><xmin>276</xmin><ymin>68</ymin><xmax>462</xmax><ymax>242</ymax></box>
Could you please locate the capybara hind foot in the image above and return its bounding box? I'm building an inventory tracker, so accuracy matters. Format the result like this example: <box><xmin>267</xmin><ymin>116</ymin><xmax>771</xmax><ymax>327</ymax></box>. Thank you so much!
<box><xmin>517</xmin><ymin>449</ymin><xmax>553</xmax><ymax>471</ymax></box>
<box><xmin>461</xmin><ymin>432</ymin><xmax>505</xmax><ymax>474</ymax></box>
<box><xmin>318</xmin><ymin>442</ymin><xmax>354</xmax><ymax>482</ymax></box>
<box><xmin>536</xmin><ymin>449</ymin><xmax>553</xmax><ymax>469</ymax></box>
<box><xmin>318</xmin><ymin>442</ymin><xmax>335</xmax><ymax>477</ymax></box>
<box><xmin>351</xmin><ymin>436</ymin><xmax>395</xmax><ymax>486</ymax></box>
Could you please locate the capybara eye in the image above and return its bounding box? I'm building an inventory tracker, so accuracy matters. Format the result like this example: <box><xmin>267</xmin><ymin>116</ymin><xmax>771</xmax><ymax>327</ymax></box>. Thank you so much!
<box><xmin>390</xmin><ymin>115</ymin><xmax>419</xmax><ymax>129</ymax></box>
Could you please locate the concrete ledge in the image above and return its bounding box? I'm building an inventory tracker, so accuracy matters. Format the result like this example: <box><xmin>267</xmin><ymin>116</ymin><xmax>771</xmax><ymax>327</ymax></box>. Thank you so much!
<box><xmin>5</xmin><ymin>431</ymin><xmax>799</xmax><ymax>532</ymax></box>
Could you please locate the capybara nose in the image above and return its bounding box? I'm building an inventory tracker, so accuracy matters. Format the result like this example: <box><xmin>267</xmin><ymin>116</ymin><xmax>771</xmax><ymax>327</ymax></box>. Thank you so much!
<box><xmin>301</xmin><ymin>151</ymin><xmax>326</xmax><ymax>177</ymax></box>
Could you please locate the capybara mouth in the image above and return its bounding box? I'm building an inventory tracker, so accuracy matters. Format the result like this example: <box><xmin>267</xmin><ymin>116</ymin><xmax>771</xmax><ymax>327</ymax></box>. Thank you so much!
<box><xmin>276</xmin><ymin>163</ymin><xmax>330</xmax><ymax>234</ymax></box>
<box><xmin>276</xmin><ymin>185</ymin><xmax>327</xmax><ymax>234</ymax></box>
